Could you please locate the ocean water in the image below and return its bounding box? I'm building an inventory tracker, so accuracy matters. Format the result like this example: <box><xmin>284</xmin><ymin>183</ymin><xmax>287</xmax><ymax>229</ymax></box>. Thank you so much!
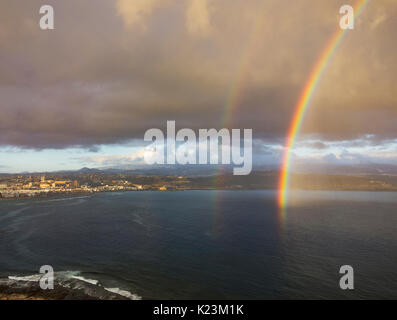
<box><xmin>0</xmin><ymin>190</ymin><xmax>397</xmax><ymax>299</ymax></box>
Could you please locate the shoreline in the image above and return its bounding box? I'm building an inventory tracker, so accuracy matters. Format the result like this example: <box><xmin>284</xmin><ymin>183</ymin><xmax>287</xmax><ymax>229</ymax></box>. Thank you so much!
<box><xmin>2</xmin><ymin>187</ymin><xmax>397</xmax><ymax>202</ymax></box>
<box><xmin>0</xmin><ymin>276</ymin><xmax>136</xmax><ymax>300</ymax></box>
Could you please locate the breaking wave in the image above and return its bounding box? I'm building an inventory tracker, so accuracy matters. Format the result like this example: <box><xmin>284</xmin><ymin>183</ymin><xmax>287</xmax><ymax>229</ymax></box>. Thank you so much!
<box><xmin>71</xmin><ymin>275</ymin><xmax>99</xmax><ymax>285</ymax></box>
<box><xmin>104</xmin><ymin>287</ymin><xmax>141</xmax><ymax>300</ymax></box>
<box><xmin>8</xmin><ymin>274</ymin><xmax>42</xmax><ymax>282</ymax></box>
<box><xmin>1</xmin><ymin>271</ymin><xmax>141</xmax><ymax>300</ymax></box>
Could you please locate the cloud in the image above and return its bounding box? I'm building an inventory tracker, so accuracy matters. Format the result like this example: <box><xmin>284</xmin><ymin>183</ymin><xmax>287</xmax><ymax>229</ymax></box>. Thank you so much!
<box><xmin>370</xmin><ymin>7</ymin><xmax>387</xmax><ymax>30</ymax></box>
<box><xmin>0</xmin><ymin>0</ymin><xmax>396</xmax><ymax>150</ymax></box>
<box><xmin>299</xmin><ymin>141</ymin><xmax>328</xmax><ymax>150</ymax></box>
<box><xmin>116</xmin><ymin>0</ymin><xmax>167</xmax><ymax>29</ymax></box>
<box><xmin>116</xmin><ymin>0</ymin><xmax>212</xmax><ymax>36</ymax></box>
<box><xmin>79</xmin><ymin>149</ymin><xmax>146</xmax><ymax>166</ymax></box>
<box><xmin>186</xmin><ymin>0</ymin><xmax>212</xmax><ymax>36</ymax></box>
<box><xmin>291</xmin><ymin>138</ymin><xmax>397</xmax><ymax>166</ymax></box>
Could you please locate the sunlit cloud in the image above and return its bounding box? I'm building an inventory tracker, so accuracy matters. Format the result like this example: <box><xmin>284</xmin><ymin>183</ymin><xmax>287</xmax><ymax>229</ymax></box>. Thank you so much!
<box><xmin>116</xmin><ymin>0</ymin><xmax>168</xmax><ymax>29</ymax></box>
<box><xmin>186</xmin><ymin>0</ymin><xmax>212</xmax><ymax>36</ymax></box>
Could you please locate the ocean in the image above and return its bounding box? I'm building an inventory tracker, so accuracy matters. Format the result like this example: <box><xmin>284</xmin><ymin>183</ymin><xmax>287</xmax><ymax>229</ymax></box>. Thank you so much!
<box><xmin>0</xmin><ymin>190</ymin><xmax>397</xmax><ymax>299</ymax></box>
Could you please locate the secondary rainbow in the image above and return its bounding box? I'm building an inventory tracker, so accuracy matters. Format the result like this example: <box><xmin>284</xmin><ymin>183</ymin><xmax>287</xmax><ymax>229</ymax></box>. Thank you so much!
<box><xmin>278</xmin><ymin>0</ymin><xmax>371</xmax><ymax>214</ymax></box>
<box><xmin>214</xmin><ymin>3</ymin><xmax>268</xmax><ymax>191</ymax></box>
<box><xmin>221</xmin><ymin>3</ymin><xmax>268</xmax><ymax>129</ymax></box>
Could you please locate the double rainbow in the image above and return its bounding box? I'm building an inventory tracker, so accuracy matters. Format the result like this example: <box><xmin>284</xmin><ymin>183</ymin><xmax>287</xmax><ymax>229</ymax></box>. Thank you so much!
<box><xmin>278</xmin><ymin>0</ymin><xmax>371</xmax><ymax>213</ymax></box>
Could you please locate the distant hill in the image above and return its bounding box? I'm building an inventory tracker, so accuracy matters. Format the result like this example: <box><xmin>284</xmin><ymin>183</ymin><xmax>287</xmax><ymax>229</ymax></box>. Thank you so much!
<box><xmin>3</xmin><ymin>162</ymin><xmax>397</xmax><ymax>177</ymax></box>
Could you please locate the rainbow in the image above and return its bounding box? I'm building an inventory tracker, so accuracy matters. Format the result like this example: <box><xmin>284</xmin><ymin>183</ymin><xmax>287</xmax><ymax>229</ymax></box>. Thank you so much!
<box><xmin>214</xmin><ymin>3</ymin><xmax>268</xmax><ymax>191</ymax></box>
<box><xmin>278</xmin><ymin>0</ymin><xmax>371</xmax><ymax>214</ymax></box>
<box><xmin>221</xmin><ymin>3</ymin><xmax>268</xmax><ymax>128</ymax></box>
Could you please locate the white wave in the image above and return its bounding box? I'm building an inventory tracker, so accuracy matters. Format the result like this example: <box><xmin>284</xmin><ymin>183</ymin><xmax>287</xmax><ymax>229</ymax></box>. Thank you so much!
<box><xmin>104</xmin><ymin>287</ymin><xmax>141</xmax><ymax>300</ymax></box>
<box><xmin>7</xmin><ymin>271</ymin><xmax>141</xmax><ymax>300</ymax></box>
<box><xmin>8</xmin><ymin>274</ymin><xmax>41</xmax><ymax>282</ymax></box>
<box><xmin>57</xmin><ymin>270</ymin><xmax>80</xmax><ymax>277</ymax></box>
<box><xmin>71</xmin><ymin>275</ymin><xmax>99</xmax><ymax>285</ymax></box>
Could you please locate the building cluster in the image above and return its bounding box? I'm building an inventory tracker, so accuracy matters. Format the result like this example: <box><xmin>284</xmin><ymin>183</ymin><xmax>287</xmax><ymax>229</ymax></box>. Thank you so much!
<box><xmin>0</xmin><ymin>174</ymin><xmax>166</xmax><ymax>199</ymax></box>
<box><xmin>0</xmin><ymin>175</ymin><xmax>80</xmax><ymax>198</ymax></box>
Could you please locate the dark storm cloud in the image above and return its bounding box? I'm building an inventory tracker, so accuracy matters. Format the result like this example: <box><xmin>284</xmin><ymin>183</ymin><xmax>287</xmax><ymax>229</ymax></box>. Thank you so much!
<box><xmin>0</xmin><ymin>0</ymin><xmax>396</xmax><ymax>149</ymax></box>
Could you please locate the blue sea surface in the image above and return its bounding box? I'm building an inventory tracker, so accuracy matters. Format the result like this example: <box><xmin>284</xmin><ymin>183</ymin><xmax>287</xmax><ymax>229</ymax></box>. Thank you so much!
<box><xmin>0</xmin><ymin>190</ymin><xmax>396</xmax><ymax>299</ymax></box>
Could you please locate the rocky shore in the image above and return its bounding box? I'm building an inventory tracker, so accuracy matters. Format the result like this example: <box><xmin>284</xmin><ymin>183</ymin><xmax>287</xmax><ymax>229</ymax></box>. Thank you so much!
<box><xmin>0</xmin><ymin>274</ymin><xmax>138</xmax><ymax>300</ymax></box>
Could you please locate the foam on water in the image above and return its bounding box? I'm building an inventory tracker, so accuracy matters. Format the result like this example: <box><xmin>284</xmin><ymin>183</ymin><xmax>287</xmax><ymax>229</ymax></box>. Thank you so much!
<box><xmin>104</xmin><ymin>287</ymin><xmax>141</xmax><ymax>300</ymax></box>
<box><xmin>8</xmin><ymin>274</ymin><xmax>42</xmax><ymax>282</ymax></box>
<box><xmin>71</xmin><ymin>275</ymin><xmax>99</xmax><ymax>285</ymax></box>
<box><xmin>4</xmin><ymin>271</ymin><xmax>141</xmax><ymax>300</ymax></box>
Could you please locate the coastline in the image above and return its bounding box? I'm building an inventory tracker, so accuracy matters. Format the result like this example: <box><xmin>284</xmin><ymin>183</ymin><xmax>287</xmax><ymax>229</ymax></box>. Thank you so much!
<box><xmin>0</xmin><ymin>275</ymin><xmax>138</xmax><ymax>300</ymax></box>
<box><xmin>2</xmin><ymin>186</ymin><xmax>397</xmax><ymax>202</ymax></box>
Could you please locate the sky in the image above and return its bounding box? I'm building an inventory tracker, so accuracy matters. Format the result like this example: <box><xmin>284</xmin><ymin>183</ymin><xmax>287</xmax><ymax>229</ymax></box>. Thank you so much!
<box><xmin>0</xmin><ymin>0</ymin><xmax>396</xmax><ymax>173</ymax></box>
